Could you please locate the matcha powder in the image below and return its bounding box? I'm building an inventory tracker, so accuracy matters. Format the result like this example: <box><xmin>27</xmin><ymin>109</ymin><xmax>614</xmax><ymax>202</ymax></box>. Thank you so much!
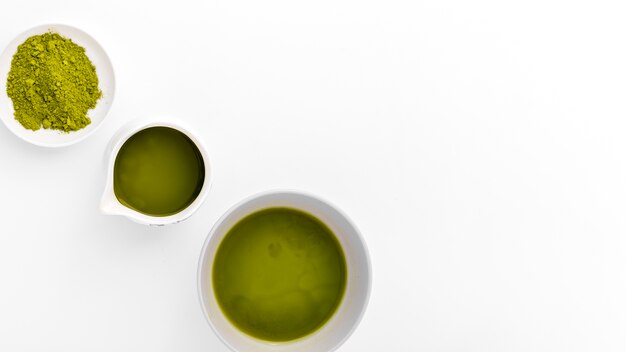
<box><xmin>6</xmin><ymin>32</ymin><xmax>102</xmax><ymax>132</ymax></box>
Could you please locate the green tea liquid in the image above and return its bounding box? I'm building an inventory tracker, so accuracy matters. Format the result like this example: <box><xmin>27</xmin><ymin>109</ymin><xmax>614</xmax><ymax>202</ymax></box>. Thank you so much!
<box><xmin>213</xmin><ymin>208</ymin><xmax>347</xmax><ymax>342</ymax></box>
<box><xmin>113</xmin><ymin>127</ymin><xmax>205</xmax><ymax>216</ymax></box>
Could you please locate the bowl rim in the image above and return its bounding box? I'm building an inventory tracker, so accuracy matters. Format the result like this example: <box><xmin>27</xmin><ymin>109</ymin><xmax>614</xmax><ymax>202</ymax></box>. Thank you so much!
<box><xmin>196</xmin><ymin>189</ymin><xmax>372</xmax><ymax>352</ymax></box>
<box><xmin>0</xmin><ymin>23</ymin><xmax>115</xmax><ymax>148</ymax></box>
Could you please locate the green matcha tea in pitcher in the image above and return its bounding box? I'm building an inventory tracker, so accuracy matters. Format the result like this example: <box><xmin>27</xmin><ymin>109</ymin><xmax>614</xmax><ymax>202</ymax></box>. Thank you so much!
<box><xmin>113</xmin><ymin>126</ymin><xmax>205</xmax><ymax>216</ymax></box>
<box><xmin>212</xmin><ymin>208</ymin><xmax>347</xmax><ymax>342</ymax></box>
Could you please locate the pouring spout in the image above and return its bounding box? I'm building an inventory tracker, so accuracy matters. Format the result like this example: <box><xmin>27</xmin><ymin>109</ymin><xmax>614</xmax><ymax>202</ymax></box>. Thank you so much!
<box><xmin>100</xmin><ymin>191</ymin><xmax>125</xmax><ymax>216</ymax></box>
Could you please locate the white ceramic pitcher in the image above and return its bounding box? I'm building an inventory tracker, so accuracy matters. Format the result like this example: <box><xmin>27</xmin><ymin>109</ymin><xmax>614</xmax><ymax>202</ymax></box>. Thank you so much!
<box><xmin>100</xmin><ymin>118</ymin><xmax>211</xmax><ymax>225</ymax></box>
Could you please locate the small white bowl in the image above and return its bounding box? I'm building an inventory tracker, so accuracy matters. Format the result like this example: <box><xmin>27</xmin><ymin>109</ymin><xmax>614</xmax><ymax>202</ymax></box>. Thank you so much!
<box><xmin>100</xmin><ymin>117</ymin><xmax>212</xmax><ymax>226</ymax></box>
<box><xmin>197</xmin><ymin>191</ymin><xmax>372</xmax><ymax>352</ymax></box>
<box><xmin>0</xmin><ymin>24</ymin><xmax>115</xmax><ymax>147</ymax></box>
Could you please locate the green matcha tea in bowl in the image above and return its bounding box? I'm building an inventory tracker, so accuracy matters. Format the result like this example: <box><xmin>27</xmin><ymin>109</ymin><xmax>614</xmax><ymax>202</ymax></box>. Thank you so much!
<box><xmin>100</xmin><ymin>118</ymin><xmax>211</xmax><ymax>225</ymax></box>
<box><xmin>0</xmin><ymin>24</ymin><xmax>115</xmax><ymax>147</ymax></box>
<box><xmin>198</xmin><ymin>191</ymin><xmax>371</xmax><ymax>352</ymax></box>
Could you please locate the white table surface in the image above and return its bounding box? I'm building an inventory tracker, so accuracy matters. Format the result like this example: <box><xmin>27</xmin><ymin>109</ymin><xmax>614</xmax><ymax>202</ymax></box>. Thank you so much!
<box><xmin>1</xmin><ymin>0</ymin><xmax>626</xmax><ymax>351</ymax></box>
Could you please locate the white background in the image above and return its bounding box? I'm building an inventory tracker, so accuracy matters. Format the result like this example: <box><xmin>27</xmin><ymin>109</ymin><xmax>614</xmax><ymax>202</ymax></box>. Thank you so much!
<box><xmin>0</xmin><ymin>0</ymin><xmax>625</xmax><ymax>351</ymax></box>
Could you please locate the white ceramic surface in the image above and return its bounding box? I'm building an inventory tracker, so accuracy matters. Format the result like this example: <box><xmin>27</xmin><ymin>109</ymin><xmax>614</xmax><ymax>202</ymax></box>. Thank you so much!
<box><xmin>198</xmin><ymin>191</ymin><xmax>371</xmax><ymax>352</ymax></box>
<box><xmin>0</xmin><ymin>24</ymin><xmax>115</xmax><ymax>147</ymax></box>
<box><xmin>100</xmin><ymin>118</ymin><xmax>212</xmax><ymax>226</ymax></box>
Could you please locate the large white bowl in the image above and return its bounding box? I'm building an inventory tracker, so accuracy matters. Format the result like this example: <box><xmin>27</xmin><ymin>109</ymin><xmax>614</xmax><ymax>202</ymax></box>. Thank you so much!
<box><xmin>197</xmin><ymin>191</ymin><xmax>372</xmax><ymax>352</ymax></box>
<box><xmin>0</xmin><ymin>24</ymin><xmax>115</xmax><ymax>147</ymax></box>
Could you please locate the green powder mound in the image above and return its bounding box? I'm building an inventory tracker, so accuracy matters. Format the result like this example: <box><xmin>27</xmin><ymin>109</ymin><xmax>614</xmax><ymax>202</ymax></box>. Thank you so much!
<box><xmin>6</xmin><ymin>32</ymin><xmax>102</xmax><ymax>132</ymax></box>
